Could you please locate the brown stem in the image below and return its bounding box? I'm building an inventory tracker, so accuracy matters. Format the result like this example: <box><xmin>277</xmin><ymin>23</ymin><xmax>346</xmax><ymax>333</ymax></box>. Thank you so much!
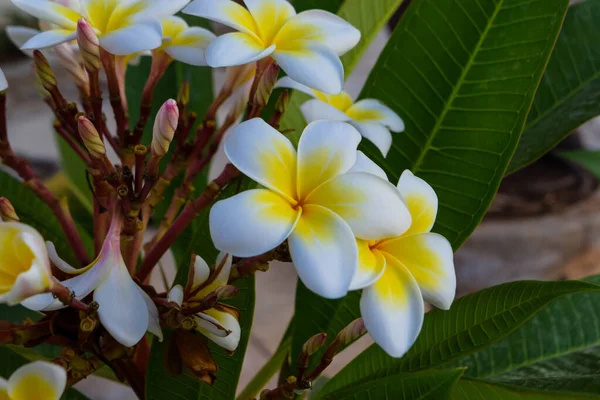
<box><xmin>136</xmin><ymin>164</ymin><xmax>240</xmax><ymax>282</ymax></box>
<box><xmin>100</xmin><ymin>49</ymin><xmax>128</xmax><ymax>144</ymax></box>
<box><xmin>134</xmin><ymin>145</ymin><xmax>147</xmax><ymax>194</ymax></box>
<box><xmin>91</xmin><ymin>168</ymin><xmax>111</xmax><ymax>255</ymax></box>
<box><xmin>229</xmin><ymin>251</ymin><xmax>276</xmax><ymax>283</ymax></box>
<box><xmin>50</xmin><ymin>281</ymin><xmax>93</xmax><ymax>311</ymax></box>
<box><xmin>54</xmin><ymin>122</ymin><xmax>92</xmax><ymax>165</ymax></box>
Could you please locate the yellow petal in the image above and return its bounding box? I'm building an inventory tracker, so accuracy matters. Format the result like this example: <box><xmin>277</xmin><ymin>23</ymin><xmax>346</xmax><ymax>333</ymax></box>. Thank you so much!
<box><xmin>397</xmin><ymin>170</ymin><xmax>438</xmax><ymax>236</ymax></box>
<box><xmin>8</xmin><ymin>361</ymin><xmax>66</xmax><ymax>400</ymax></box>
<box><xmin>244</xmin><ymin>0</ymin><xmax>296</xmax><ymax>45</ymax></box>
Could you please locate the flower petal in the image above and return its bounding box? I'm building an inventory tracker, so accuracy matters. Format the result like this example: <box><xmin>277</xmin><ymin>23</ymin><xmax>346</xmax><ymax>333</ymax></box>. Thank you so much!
<box><xmin>288</xmin><ymin>204</ymin><xmax>356</xmax><ymax>299</ymax></box>
<box><xmin>300</xmin><ymin>99</ymin><xmax>350</xmax><ymax>123</ymax></box>
<box><xmin>99</xmin><ymin>18</ymin><xmax>163</xmax><ymax>55</ymax></box>
<box><xmin>361</xmin><ymin>257</ymin><xmax>424</xmax><ymax>358</ymax></box>
<box><xmin>199</xmin><ymin>308</ymin><xmax>241</xmax><ymax>351</ymax></box>
<box><xmin>168</xmin><ymin>284</ymin><xmax>184</xmax><ymax>305</ymax></box>
<box><xmin>5</xmin><ymin>26</ymin><xmax>40</xmax><ymax>57</ymax></box>
<box><xmin>193</xmin><ymin>253</ymin><xmax>233</xmax><ymax>300</ymax></box>
<box><xmin>205</xmin><ymin>32</ymin><xmax>274</xmax><ymax>67</ymax></box>
<box><xmin>21</xmin><ymin>29</ymin><xmax>77</xmax><ymax>51</ymax></box>
<box><xmin>128</xmin><ymin>0</ymin><xmax>191</xmax><ymax>21</ymax></box>
<box><xmin>272</xmin><ymin>43</ymin><xmax>343</xmax><ymax>94</ymax></box>
<box><xmin>136</xmin><ymin>285</ymin><xmax>163</xmax><ymax>341</ymax></box>
<box><xmin>397</xmin><ymin>170</ymin><xmax>438</xmax><ymax>236</ymax></box>
<box><xmin>46</xmin><ymin>242</ymin><xmax>91</xmax><ymax>275</ymax></box>
<box><xmin>349</xmin><ymin>121</ymin><xmax>393</xmax><ymax>157</ymax></box>
<box><xmin>306</xmin><ymin>172</ymin><xmax>411</xmax><ymax>240</ymax></box>
<box><xmin>11</xmin><ymin>0</ymin><xmax>81</xmax><ymax>30</ymax></box>
<box><xmin>349</xmin><ymin>241</ymin><xmax>386</xmax><ymax>291</ymax></box>
<box><xmin>165</xmin><ymin>26</ymin><xmax>215</xmax><ymax>66</ymax></box>
<box><xmin>349</xmin><ymin>151</ymin><xmax>387</xmax><ymax>180</ymax></box>
<box><xmin>377</xmin><ymin>233</ymin><xmax>455</xmax><ymax>309</ymax></box>
<box><xmin>192</xmin><ymin>255</ymin><xmax>211</xmax><ymax>289</ymax></box>
<box><xmin>194</xmin><ymin>312</ymin><xmax>229</xmax><ymax>337</ymax></box>
<box><xmin>224</xmin><ymin>118</ymin><xmax>297</xmax><ymax>201</ymax></box>
<box><xmin>244</xmin><ymin>0</ymin><xmax>295</xmax><ymax>44</ymax></box>
<box><xmin>274</xmin><ymin>9</ymin><xmax>360</xmax><ymax>56</ymax></box>
<box><xmin>274</xmin><ymin>76</ymin><xmax>316</xmax><ymax>97</ymax></box>
<box><xmin>94</xmin><ymin>260</ymin><xmax>149</xmax><ymax>347</ymax></box>
<box><xmin>0</xmin><ymin>69</ymin><xmax>6</xmax><ymax>92</ymax></box>
<box><xmin>0</xmin><ymin>378</ymin><xmax>8</xmax><ymax>399</ymax></box>
<box><xmin>346</xmin><ymin>99</ymin><xmax>405</xmax><ymax>132</ymax></box>
<box><xmin>7</xmin><ymin>361</ymin><xmax>66</xmax><ymax>400</ymax></box>
<box><xmin>296</xmin><ymin>120</ymin><xmax>360</xmax><ymax>200</ymax></box>
<box><xmin>183</xmin><ymin>0</ymin><xmax>259</xmax><ymax>38</ymax></box>
<box><xmin>210</xmin><ymin>189</ymin><xmax>300</xmax><ymax>257</ymax></box>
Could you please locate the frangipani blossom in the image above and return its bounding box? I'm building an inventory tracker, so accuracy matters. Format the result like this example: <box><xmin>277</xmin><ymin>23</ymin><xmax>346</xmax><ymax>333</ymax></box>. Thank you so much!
<box><xmin>0</xmin><ymin>361</ymin><xmax>66</xmax><ymax>400</ymax></box>
<box><xmin>0</xmin><ymin>68</ymin><xmax>7</xmax><ymax>91</ymax></box>
<box><xmin>11</xmin><ymin>0</ymin><xmax>190</xmax><ymax>55</ymax></box>
<box><xmin>276</xmin><ymin>77</ymin><xmax>405</xmax><ymax>156</ymax></box>
<box><xmin>349</xmin><ymin>155</ymin><xmax>456</xmax><ymax>358</ymax></box>
<box><xmin>183</xmin><ymin>0</ymin><xmax>361</xmax><ymax>94</ymax></box>
<box><xmin>0</xmin><ymin>222</ymin><xmax>53</xmax><ymax>306</ymax></box>
<box><xmin>22</xmin><ymin>217</ymin><xmax>162</xmax><ymax>347</ymax></box>
<box><xmin>209</xmin><ymin>119</ymin><xmax>411</xmax><ymax>299</ymax></box>
<box><xmin>168</xmin><ymin>253</ymin><xmax>241</xmax><ymax>351</ymax></box>
<box><xmin>158</xmin><ymin>16</ymin><xmax>215</xmax><ymax>66</ymax></box>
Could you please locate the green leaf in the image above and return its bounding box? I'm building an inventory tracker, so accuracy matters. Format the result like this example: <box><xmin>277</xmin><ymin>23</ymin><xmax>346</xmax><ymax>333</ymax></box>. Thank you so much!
<box><xmin>358</xmin><ymin>0</ymin><xmax>569</xmax><ymax>249</ymax></box>
<box><xmin>561</xmin><ymin>150</ymin><xmax>600</xmax><ymax>179</ymax></box>
<box><xmin>449</xmin><ymin>378</ymin><xmax>600</xmax><ymax>400</ymax></box>
<box><xmin>317</xmin><ymin>279</ymin><xmax>600</xmax><ymax>397</ymax></box>
<box><xmin>0</xmin><ymin>170</ymin><xmax>93</xmax><ymax>265</ymax></box>
<box><xmin>320</xmin><ymin>368</ymin><xmax>465</xmax><ymax>400</ymax></box>
<box><xmin>447</xmin><ymin>275</ymin><xmax>600</xmax><ymax>395</ymax></box>
<box><xmin>507</xmin><ymin>0</ymin><xmax>600</xmax><ymax>174</ymax></box>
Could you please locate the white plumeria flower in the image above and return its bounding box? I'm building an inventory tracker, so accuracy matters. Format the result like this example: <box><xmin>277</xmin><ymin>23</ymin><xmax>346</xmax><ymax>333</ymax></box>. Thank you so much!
<box><xmin>11</xmin><ymin>0</ymin><xmax>190</xmax><ymax>55</ymax></box>
<box><xmin>183</xmin><ymin>0</ymin><xmax>361</xmax><ymax>94</ymax></box>
<box><xmin>0</xmin><ymin>361</ymin><xmax>66</xmax><ymax>400</ymax></box>
<box><xmin>0</xmin><ymin>222</ymin><xmax>53</xmax><ymax>306</ymax></box>
<box><xmin>276</xmin><ymin>77</ymin><xmax>405</xmax><ymax>157</ymax></box>
<box><xmin>168</xmin><ymin>253</ymin><xmax>241</xmax><ymax>352</ymax></box>
<box><xmin>158</xmin><ymin>16</ymin><xmax>216</xmax><ymax>66</ymax></box>
<box><xmin>0</xmin><ymin>68</ymin><xmax>7</xmax><ymax>91</ymax></box>
<box><xmin>22</xmin><ymin>217</ymin><xmax>162</xmax><ymax>347</ymax></box>
<box><xmin>209</xmin><ymin>118</ymin><xmax>412</xmax><ymax>299</ymax></box>
<box><xmin>348</xmin><ymin>153</ymin><xmax>456</xmax><ymax>358</ymax></box>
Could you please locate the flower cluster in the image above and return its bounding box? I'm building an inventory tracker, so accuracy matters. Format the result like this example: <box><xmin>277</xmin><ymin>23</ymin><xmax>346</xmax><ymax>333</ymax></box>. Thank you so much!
<box><xmin>0</xmin><ymin>0</ymin><xmax>456</xmax><ymax>395</ymax></box>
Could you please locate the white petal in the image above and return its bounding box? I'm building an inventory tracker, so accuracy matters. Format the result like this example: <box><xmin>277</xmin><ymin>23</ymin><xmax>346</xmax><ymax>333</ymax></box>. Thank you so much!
<box><xmin>397</xmin><ymin>170</ymin><xmax>439</xmax><ymax>236</ymax></box>
<box><xmin>99</xmin><ymin>19</ymin><xmax>163</xmax><ymax>55</ymax></box>
<box><xmin>210</xmin><ymin>189</ymin><xmax>300</xmax><ymax>257</ymax></box>
<box><xmin>129</xmin><ymin>0</ymin><xmax>191</xmax><ymax>21</ymax></box>
<box><xmin>272</xmin><ymin>43</ymin><xmax>344</xmax><ymax>94</ymax></box>
<box><xmin>377</xmin><ymin>233</ymin><xmax>455</xmax><ymax>310</ymax></box>
<box><xmin>349</xmin><ymin>121</ymin><xmax>393</xmax><ymax>157</ymax></box>
<box><xmin>274</xmin><ymin>76</ymin><xmax>316</xmax><ymax>97</ymax></box>
<box><xmin>192</xmin><ymin>255</ymin><xmax>211</xmax><ymax>289</ymax></box>
<box><xmin>213</xmin><ymin>252</ymin><xmax>233</xmax><ymax>287</ymax></box>
<box><xmin>0</xmin><ymin>378</ymin><xmax>7</xmax><ymax>398</ymax></box>
<box><xmin>347</xmin><ymin>99</ymin><xmax>405</xmax><ymax>132</ymax></box>
<box><xmin>300</xmin><ymin>99</ymin><xmax>351</xmax><ymax>123</ymax></box>
<box><xmin>288</xmin><ymin>204</ymin><xmax>356</xmax><ymax>299</ymax></box>
<box><xmin>8</xmin><ymin>361</ymin><xmax>66</xmax><ymax>400</ymax></box>
<box><xmin>306</xmin><ymin>172</ymin><xmax>412</xmax><ymax>241</ymax></box>
<box><xmin>206</xmin><ymin>32</ymin><xmax>274</xmax><ymax>67</ymax></box>
<box><xmin>11</xmin><ymin>0</ymin><xmax>81</xmax><ymax>30</ymax></box>
<box><xmin>208</xmin><ymin>126</ymin><xmax>233</xmax><ymax>181</ymax></box>
<box><xmin>224</xmin><ymin>118</ymin><xmax>297</xmax><ymax>201</ymax></box>
<box><xmin>296</xmin><ymin>120</ymin><xmax>360</xmax><ymax>200</ymax></box>
<box><xmin>361</xmin><ymin>257</ymin><xmax>424</xmax><ymax>358</ymax></box>
<box><xmin>46</xmin><ymin>241</ymin><xmax>88</xmax><ymax>275</ymax></box>
<box><xmin>183</xmin><ymin>0</ymin><xmax>259</xmax><ymax>38</ymax></box>
<box><xmin>168</xmin><ymin>284</ymin><xmax>184</xmax><ymax>306</ymax></box>
<box><xmin>21</xmin><ymin>29</ymin><xmax>77</xmax><ymax>50</ymax></box>
<box><xmin>199</xmin><ymin>308</ymin><xmax>241</xmax><ymax>351</ymax></box>
<box><xmin>137</xmin><ymin>285</ymin><xmax>163</xmax><ymax>341</ymax></box>
<box><xmin>5</xmin><ymin>26</ymin><xmax>40</xmax><ymax>57</ymax></box>
<box><xmin>275</xmin><ymin>10</ymin><xmax>360</xmax><ymax>55</ymax></box>
<box><xmin>350</xmin><ymin>241</ymin><xmax>386</xmax><ymax>291</ymax></box>
<box><xmin>194</xmin><ymin>312</ymin><xmax>229</xmax><ymax>337</ymax></box>
<box><xmin>164</xmin><ymin>26</ymin><xmax>215</xmax><ymax>66</ymax></box>
<box><xmin>244</xmin><ymin>0</ymin><xmax>295</xmax><ymax>45</ymax></box>
<box><xmin>349</xmin><ymin>151</ymin><xmax>388</xmax><ymax>180</ymax></box>
<box><xmin>0</xmin><ymin>262</ymin><xmax>51</xmax><ymax>306</ymax></box>
<box><xmin>0</xmin><ymin>68</ymin><xmax>6</xmax><ymax>92</ymax></box>
<box><xmin>94</xmin><ymin>260</ymin><xmax>149</xmax><ymax>347</ymax></box>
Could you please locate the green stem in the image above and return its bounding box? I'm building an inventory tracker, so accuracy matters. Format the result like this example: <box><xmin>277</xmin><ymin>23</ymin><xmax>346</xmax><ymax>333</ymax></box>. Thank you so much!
<box><xmin>237</xmin><ymin>337</ymin><xmax>292</xmax><ymax>400</ymax></box>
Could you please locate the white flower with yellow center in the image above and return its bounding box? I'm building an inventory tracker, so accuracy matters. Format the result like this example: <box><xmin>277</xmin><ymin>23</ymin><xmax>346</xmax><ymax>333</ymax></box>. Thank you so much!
<box><xmin>22</xmin><ymin>216</ymin><xmax>162</xmax><ymax>347</ymax></box>
<box><xmin>209</xmin><ymin>118</ymin><xmax>412</xmax><ymax>299</ymax></box>
<box><xmin>183</xmin><ymin>0</ymin><xmax>361</xmax><ymax>94</ymax></box>
<box><xmin>168</xmin><ymin>253</ymin><xmax>241</xmax><ymax>351</ymax></box>
<box><xmin>11</xmin><ymin>0</ymin><xmax>190</xmax><ymax>55</ymax></box>
<box><xmin>276</xmin><ymin>77</ymin><xmax>404</xmax><ymax>157</ymax></box>
<box><xmin>349</xmin><ymin>153</ymin><xmax>456</xmax><ymax>357</ymax></box>
<box><xmin>0</xmin><ymin>222</ymin><xmax>53</xmax><ymax>306</ymax></box>
<box><xmin>158</xmin><ymin>16</ymin><xmax>215</xmax><ymax>66</ymax></box>
<box><xmin>0</xmin><ymin>361</ymin><xmax>66</xmax><ymax>400</ymax></box>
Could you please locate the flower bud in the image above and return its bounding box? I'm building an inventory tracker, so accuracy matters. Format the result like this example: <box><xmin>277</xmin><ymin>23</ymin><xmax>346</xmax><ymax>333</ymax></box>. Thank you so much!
<box><xmin>302</xmin><ymin>333</ymin><xmax>327</xmax><ymax>357</ymax></box>
<box><xmin>33</xmin><ymin>50</ymin><xmax>57</xmax><ymax>92</ymax></box>
<box><xmin>253</xmin><ymin>62</ymin><xmax>279</xmax><ymax>109</ymax></box>
<box><xmin>152</xmin><ymin>99</ymin><xmax>179</xmax><ymax>157</ymax></box>
<box><xmin>78</xmin><ymin>116</ymin><xmax>106</xmax><ymax>159</ymax></box>
<box><xmin>54</xmin><ymin>43</ymin><xmax>90</xmax><ymax>93</ymax></box>
<box><xmin>275</xmin><ymin>89</ymin><xmax>290</xmax><ymax>114</ymax></box>
<box><xmin>76</xmin><ymin>18</ymin><xmax>101</xmax><ymax>72</ymax></box>
<box><xmin>0</xmin><ymin>222</ymin><xmax>53</xmax><ymax>305</ymax></box>
<box><xmin>0</xmin><ymin>198</ymin><xmax>19</xmax><ymax>222</ymax></box>
<box><xmin>178</xmin><ymin>81</ymin><xmax>190</xmax><ymax>107</ymax></box>
<box><xmin>0</xmin><ymin>67</ymin><xmax>7</xmax><ymax>92</ymax></box>
<box><xmin>335</xmin><ymin>318</ymin><xmax>366</xmax><ymax>347</ymax></box>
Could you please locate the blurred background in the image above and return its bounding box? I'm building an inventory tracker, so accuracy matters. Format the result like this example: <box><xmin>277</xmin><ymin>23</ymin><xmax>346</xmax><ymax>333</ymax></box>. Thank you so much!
<box><xmin>1</xmin><ymin>0</ymin><xmax>599</xmax><ymax>398</ymax></box>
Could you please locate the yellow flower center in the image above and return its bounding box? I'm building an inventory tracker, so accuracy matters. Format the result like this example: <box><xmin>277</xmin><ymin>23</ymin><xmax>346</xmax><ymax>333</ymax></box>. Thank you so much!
<box><xmin>0</xmin><ymin>230</ymin><xmax>35</xmax><ymax>294</ymax></box>
<box><xmin>10</xmin><ymin>373</ymin><xmax>57</xmax><ymax>400</ymax></box>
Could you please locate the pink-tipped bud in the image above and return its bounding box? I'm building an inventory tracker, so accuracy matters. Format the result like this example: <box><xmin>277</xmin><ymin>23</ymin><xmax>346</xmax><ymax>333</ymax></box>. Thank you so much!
<box><xmin>0</xmin><ymin>198</ymin><xmax>19</xmax><ymax>222</ymax></box>
<box><xmin>335</xmin><ymin>318</ymin><xmax>367</xmax><ymax>347</ymax></box>
<box><xmin>76</xmin><ymin>18</ymin><xmax>100</xmax><ymax>72</ymax></box>
<box><xmin>302</xmin><ymin>333</ymin><xmax>328</xmax><ymax>357</ymax></box>
<box><xmin>78</xmin><ymin>116</ymin><xmax>105</xmax><ymax>159</ymax></box>
<box><xmin>54</xmin><ymin>43</ymin><xmax>89</xmax><ymax>93</ymax></box>
<box><xmin>33</xmin><ymin>50</ymin><xmax>57</xmax><ymax>91</ymax></box>
<box><xmin>152</xmin><ymin>99</ymin><xmax>179</xmax><ymax>157</ymax></box>
<box><xmin>253</xmin><ymin>62</ymin><xmax>279</xmax><ymax>108</ymax></box>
